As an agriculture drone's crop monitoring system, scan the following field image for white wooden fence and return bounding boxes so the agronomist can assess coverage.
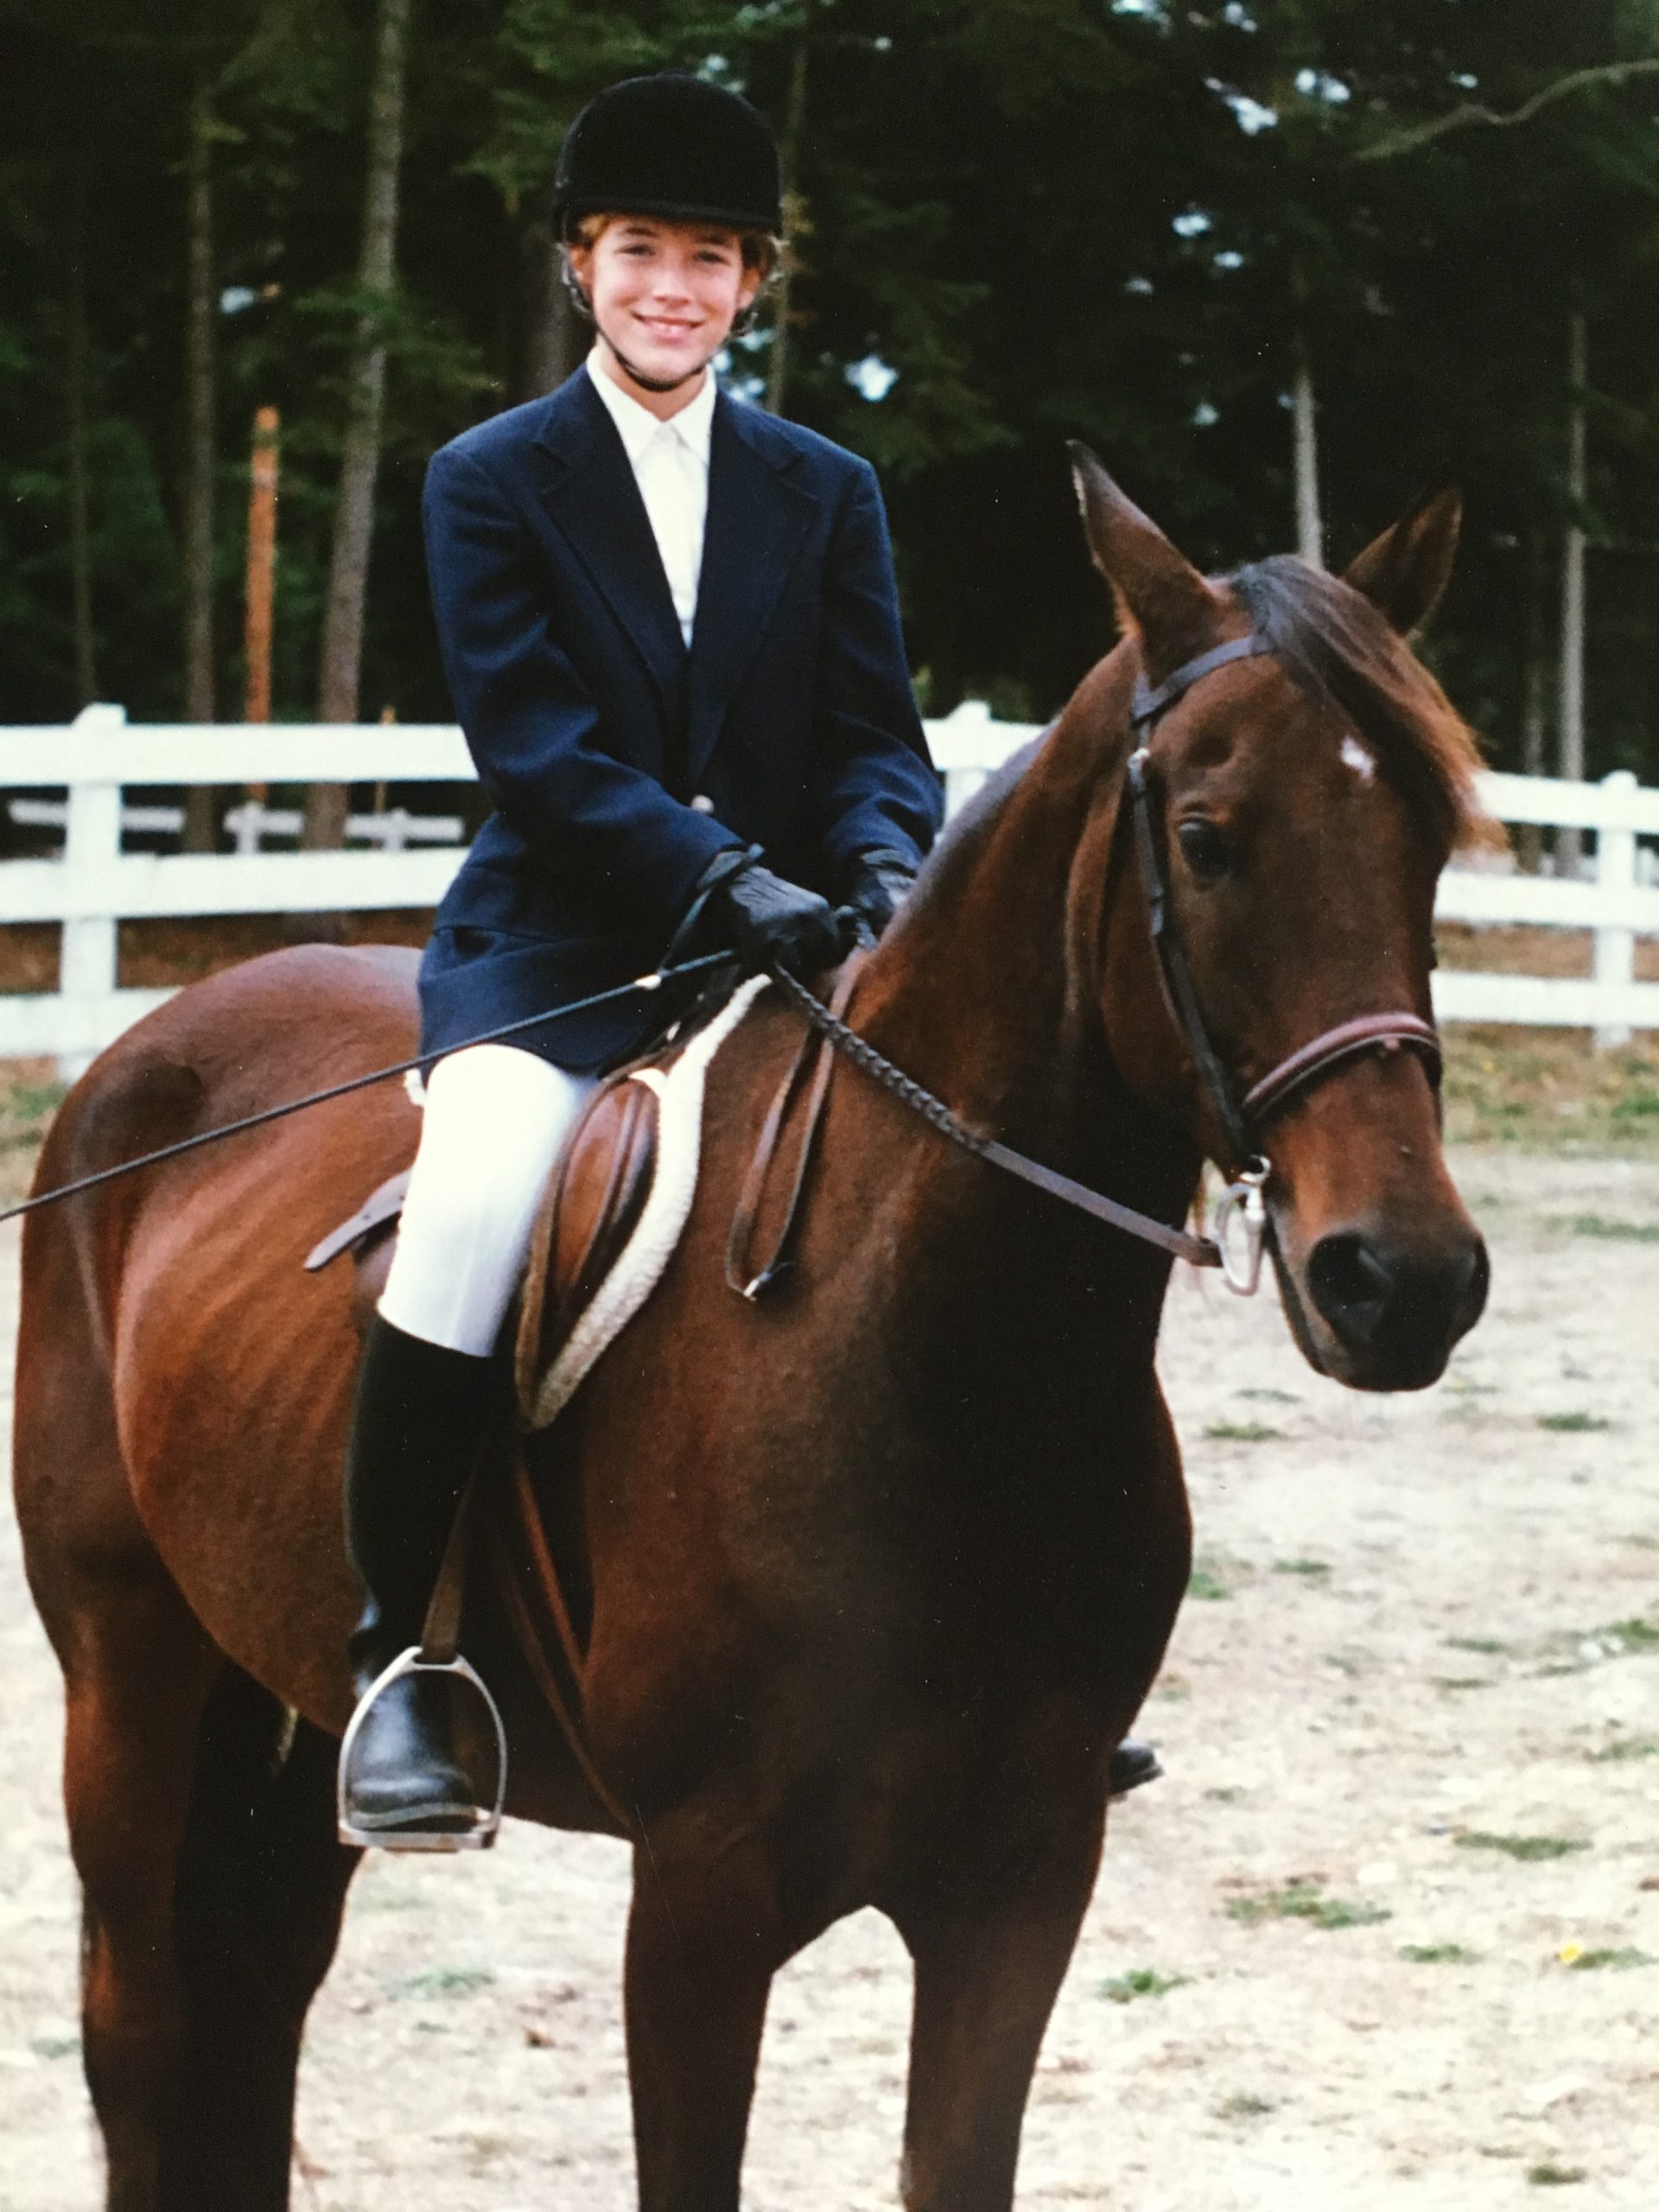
[0,700,1653,1075]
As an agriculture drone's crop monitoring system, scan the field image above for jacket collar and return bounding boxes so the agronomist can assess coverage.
[584,349,717,470]
[531,365,686,711]
[533,366,818,780]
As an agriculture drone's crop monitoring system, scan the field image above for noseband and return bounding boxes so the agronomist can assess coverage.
[1126,632,1442,1288]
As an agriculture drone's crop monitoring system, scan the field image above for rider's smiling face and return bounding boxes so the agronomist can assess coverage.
[570,216,762,404]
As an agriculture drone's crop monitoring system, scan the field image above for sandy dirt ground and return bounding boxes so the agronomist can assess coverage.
[3,1146,1657,2211]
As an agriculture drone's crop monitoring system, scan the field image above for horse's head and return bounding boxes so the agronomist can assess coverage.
[1069,449,1489,1391]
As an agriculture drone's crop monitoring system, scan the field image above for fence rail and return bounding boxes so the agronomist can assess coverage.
[0,701,1654,1074]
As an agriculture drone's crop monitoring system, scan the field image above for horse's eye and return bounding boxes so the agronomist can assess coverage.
[1176,817,1231,880]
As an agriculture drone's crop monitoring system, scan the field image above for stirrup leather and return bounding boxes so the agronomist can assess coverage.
[336,1645,508,1853]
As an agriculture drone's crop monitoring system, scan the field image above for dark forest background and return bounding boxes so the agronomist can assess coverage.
[4,0,1659,783]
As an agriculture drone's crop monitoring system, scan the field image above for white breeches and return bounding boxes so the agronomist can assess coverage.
[378,1044,597,1357]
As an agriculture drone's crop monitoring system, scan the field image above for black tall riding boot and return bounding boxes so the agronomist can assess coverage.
[340,1313,498,1842]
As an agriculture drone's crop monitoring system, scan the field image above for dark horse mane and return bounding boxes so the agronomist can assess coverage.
[1226,556,1488,853]
[910,555,1489,933]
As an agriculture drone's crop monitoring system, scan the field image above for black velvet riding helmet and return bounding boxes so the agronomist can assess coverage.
[554,73,783,237]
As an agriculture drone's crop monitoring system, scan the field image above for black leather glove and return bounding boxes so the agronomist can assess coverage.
[838,847,918,941]
[706,855,849,978]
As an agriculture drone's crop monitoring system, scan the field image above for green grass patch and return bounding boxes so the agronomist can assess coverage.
[1205,1421,1282,1443]
[0,1070,68,1204]
[1097,1967,1187,2005]
[1274,1557,1331,1579]
[1224,1879,1391,1932]
[1433,1675,1492,1693]
[1564,1946,1653,1972]
[1535,1412,1611,1433]
[1236,1386,1299,1403]
[1216,2092,1276,2120]
[1455,1833,1587,1864]
[1187,1567,1230,1602]
[1558,1212,1659,1242]
[1446,1635,1510,1656]
[1590,1734,1659,1763]
[387,1966,496,1999]
[1398,1942,1480,1965]
[1439,1018,1659,1154]
[1527,2164,1587,2187]
[1603,1617,1659,1650]
[29,2034,79,2059]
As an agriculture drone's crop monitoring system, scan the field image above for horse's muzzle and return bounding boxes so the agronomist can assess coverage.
[1303,1222,1490,1392]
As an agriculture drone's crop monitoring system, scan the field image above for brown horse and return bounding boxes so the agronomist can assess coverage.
[14,460,1488,2212]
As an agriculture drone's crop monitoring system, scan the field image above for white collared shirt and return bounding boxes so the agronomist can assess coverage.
[588,352,716,648]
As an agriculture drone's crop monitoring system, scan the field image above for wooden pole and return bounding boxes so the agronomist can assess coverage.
[244,406,279,803]
[67,166,97,708]
[766,7,811,418]
[181,74,219,851]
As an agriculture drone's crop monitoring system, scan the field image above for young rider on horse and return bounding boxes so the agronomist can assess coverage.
[338,70,1160,1847]
[338,73,944,1847]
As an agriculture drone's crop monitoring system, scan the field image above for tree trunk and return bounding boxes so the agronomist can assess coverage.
[766,12,811,418]
[181,74,219,851]
[1291,327,1323,569]
[1516,529,1550,873]
[67,165,97,709]
[1557,309,1587,874]
[305,0,412,861]
[517,214,580,401]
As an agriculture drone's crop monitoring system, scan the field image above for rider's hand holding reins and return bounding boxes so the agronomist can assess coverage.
[837,847,918,940]
[714,855,850,977]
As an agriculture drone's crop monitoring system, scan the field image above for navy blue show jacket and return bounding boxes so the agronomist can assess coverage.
[418,363,944,1071]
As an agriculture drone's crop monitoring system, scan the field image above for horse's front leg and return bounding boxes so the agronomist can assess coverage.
[623,1827,797,2212]
[890,1792,1107,2212]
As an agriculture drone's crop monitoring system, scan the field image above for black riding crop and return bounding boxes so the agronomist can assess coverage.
[0,950,737,1229]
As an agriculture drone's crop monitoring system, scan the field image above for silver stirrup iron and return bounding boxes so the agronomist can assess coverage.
[336,1645,508,1853]
[1212,1160,1269,1298]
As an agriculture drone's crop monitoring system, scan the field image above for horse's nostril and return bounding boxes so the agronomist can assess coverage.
[1305,1225,1490,1381]
[1306,1231,1393,1338]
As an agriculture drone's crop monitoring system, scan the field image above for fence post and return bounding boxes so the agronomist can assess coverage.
[1593,768,1637,1052]
[58,702,125,1080]
[935,698,997,817]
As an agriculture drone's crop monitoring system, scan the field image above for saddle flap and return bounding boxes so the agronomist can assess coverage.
[550,1076,662,1334]
[515,1072,662,1405]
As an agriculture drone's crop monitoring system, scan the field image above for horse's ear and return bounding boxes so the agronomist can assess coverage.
[1343,486,1461,636]
[1067,443,1223,680]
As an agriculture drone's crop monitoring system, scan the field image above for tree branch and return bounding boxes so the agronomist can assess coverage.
[1356,58,1659,163]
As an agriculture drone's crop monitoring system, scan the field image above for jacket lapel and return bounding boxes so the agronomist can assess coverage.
[684,393,818,789]
[531,367,687,711]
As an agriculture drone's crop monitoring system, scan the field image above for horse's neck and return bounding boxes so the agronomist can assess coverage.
[858,718,1104,1147]
[847,687,1202,1367]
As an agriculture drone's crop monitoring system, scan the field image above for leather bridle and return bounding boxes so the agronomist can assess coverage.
[1126,631,1441,1166]
[765,628,1444,1300]
[1120,630,1441,1288]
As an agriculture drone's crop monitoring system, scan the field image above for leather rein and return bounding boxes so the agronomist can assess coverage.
[748,631,1442,1300]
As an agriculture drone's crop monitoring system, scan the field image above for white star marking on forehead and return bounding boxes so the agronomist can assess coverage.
[1340,733,1376,783]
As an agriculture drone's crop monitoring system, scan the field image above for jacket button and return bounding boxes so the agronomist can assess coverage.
[690,793,715,814]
